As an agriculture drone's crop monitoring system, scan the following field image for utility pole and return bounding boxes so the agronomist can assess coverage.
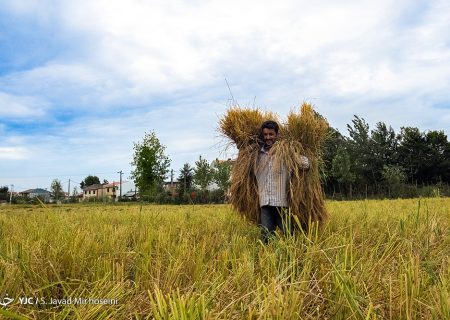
[9,184,13,205]
[117,170,123,201]
[68,179,71,202]
[170,169,174,198]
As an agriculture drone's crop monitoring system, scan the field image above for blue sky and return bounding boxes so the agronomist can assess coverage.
[1,0,449,192]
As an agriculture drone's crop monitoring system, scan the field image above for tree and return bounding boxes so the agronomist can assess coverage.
[370,122,399,191]
[212,159,232,194]
[331,146,356,197]
[51,179,64,201]
[130,131,171,198]
[321,127,345,195]
[397,127,428,184]
[80,175,100,189]
[193,156,213,192]
[424,130,450,184]
[177,163,193,200]
[381,165,406,198]
[0,186,8,201]
[346,116,376,195]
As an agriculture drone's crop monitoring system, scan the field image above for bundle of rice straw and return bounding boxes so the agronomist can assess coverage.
[219,102,329,226]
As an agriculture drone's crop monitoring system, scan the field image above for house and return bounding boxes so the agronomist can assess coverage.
[19,188,52,202]
[83,183,118,200]
[82,181,137,201]
[163,181,180,197]
[122,190,138,200]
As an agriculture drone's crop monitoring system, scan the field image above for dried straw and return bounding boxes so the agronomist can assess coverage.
[219,102,329,226]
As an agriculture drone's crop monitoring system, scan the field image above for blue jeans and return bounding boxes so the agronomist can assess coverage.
[260,205,293,243]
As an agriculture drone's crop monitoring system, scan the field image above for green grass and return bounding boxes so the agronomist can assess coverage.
[0,198,449,319]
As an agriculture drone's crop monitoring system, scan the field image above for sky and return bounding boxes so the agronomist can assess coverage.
[1,0,449,192]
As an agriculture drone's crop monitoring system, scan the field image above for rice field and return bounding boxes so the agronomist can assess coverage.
[0,198,449,319]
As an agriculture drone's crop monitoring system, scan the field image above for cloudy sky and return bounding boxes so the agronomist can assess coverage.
[1,0,449,192]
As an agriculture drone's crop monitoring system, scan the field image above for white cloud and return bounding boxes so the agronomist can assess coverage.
[0,147,29,160]
[0,92,47,118]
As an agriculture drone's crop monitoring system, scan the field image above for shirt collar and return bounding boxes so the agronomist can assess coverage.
[260,145,270,154]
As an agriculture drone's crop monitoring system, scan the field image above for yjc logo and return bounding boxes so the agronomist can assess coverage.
[0,294,14,308]
[18,297,35,305]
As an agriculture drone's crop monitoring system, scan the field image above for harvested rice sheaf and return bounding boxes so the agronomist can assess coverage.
[219,107,279,149]
[219,102,329,226]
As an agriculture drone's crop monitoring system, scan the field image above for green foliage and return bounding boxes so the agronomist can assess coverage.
[0,185,9,201]
[193,156,213,192]
[212,160,232,193]
[397,127,428,184]
[130,131,171,199]
[177,163,194,199]
[382,165,406,186]
[424,130,450,183]
[50,179,64,200]
[331,146,355,196]
[80,175,100,189]
[322,127,345,177]
[346,116,374,186]
[382,165,406,198]
[322,115,450,199]
[371,122,399,182]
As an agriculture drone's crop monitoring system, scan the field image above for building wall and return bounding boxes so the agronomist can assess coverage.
[83,185,117,200]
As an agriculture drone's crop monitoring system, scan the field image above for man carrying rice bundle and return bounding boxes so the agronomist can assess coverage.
[219,103,328,243]
[256,120,310,243]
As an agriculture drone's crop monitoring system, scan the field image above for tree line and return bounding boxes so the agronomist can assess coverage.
[131,117,449,204]
[3,117,447,204]
[322,116,450,199]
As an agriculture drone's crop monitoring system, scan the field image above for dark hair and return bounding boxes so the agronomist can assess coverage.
[261,120,279,133]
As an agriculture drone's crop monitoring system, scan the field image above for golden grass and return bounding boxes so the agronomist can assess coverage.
[219,102,329,225]
[0,198,449,319]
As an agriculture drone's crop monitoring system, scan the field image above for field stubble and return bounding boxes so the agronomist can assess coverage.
[0,198,449,319]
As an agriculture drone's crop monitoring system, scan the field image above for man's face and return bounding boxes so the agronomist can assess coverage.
[262,128,277,148]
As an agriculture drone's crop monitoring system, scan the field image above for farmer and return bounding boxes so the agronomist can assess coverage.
[256,120,309,243]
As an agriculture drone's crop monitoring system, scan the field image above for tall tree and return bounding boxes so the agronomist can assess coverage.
[80,175,100,189]
[0,186,8,201]
[397,127,428,184]
[424,130,450,183]
[212,159,232,194]
[321,127,345,194]
[346,115,375,193]
[193,156,213,192]
[130,131,171,198]
[370,122,399,189]
[177,163,193,199]
[331,146,356,197]
[51,179,64,201]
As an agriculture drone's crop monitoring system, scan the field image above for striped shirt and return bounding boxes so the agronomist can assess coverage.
[255,146,309,207]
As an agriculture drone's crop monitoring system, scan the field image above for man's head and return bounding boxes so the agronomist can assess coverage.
[260,120,279,149]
